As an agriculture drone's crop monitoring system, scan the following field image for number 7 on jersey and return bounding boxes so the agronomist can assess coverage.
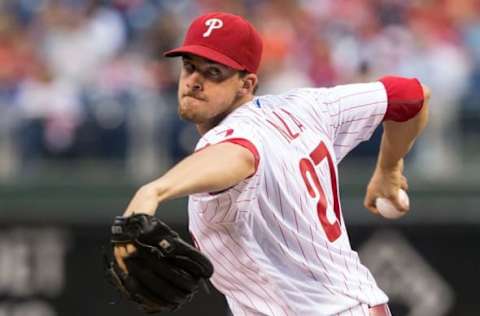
[299,142,342,242]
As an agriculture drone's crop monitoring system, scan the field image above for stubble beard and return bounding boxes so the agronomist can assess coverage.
[178,98,206,123]
[177,92,243,127]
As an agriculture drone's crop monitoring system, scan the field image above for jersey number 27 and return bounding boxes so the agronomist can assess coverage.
[299,142,342,242]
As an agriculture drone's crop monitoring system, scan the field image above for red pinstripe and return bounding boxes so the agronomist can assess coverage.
[366,271,378,301]
[274,176,292,252]
[323,88,384,105]
[217,194,233,222]
[328,100,385,117]
[337,125,374,135]
[358,255,375,304]
[257,198,287,257]
[308,226,336,295]
[339,247,362,303]
[197,224,261,310]
[333,138,367,147]
[212,231,278,316]
[221,228,291,316]
[194,198,209,214]
[324,239,352,295]
[205,198,220,222]
[231,187,242,193]
[236,198,256,203]
[281,165,320,282]
[331,113,385,128]
[194,199,290,315]
[261,173,289,257]
[191,218,257,310]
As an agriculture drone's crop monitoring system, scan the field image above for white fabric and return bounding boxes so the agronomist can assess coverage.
[189,82,389,316]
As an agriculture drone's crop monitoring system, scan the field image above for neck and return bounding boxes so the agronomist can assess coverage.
[196,94,254,135]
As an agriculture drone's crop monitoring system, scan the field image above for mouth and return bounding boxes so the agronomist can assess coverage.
[183,94,205,101]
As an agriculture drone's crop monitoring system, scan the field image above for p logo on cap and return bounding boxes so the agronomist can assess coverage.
[203,18,224,37]
[164,12,263,74]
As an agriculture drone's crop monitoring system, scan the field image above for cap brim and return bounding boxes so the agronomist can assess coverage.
[164,45,245,71]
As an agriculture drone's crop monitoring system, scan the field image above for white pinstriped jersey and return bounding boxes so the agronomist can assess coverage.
[188,82,389,316]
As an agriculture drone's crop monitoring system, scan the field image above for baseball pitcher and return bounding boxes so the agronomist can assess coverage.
[107,12,429,316]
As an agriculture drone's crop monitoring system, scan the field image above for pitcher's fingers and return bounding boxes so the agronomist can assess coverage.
[114,245,129,274]
[400,175,409,191]
[364,194,379,215]
[399,159,405,172]
[126,243,137,255]
[390,193,409,213]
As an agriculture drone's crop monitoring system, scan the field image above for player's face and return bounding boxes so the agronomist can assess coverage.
[177,55,247,126]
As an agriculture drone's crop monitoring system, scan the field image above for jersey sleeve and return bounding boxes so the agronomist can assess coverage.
[302,82,387,162]
[190,121,263,223]
[194,121,262,175]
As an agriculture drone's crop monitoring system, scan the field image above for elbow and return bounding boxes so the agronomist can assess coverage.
[421,84,431,101]
[420,83,430,121]
[417,83,430,129]
[417,86,430,130]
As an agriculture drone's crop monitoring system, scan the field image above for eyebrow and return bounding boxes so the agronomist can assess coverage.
[182,55,225,68]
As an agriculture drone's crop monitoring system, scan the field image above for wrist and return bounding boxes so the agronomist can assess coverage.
[148,179,172,204]
[140,183,160,200]
[376,137,404,172]
[376,154,403,174]
[124,184,161,217]
[377,160,401,173]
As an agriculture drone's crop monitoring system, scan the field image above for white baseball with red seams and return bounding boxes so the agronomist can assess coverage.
[188,82,390,316]
[376,189,410,219]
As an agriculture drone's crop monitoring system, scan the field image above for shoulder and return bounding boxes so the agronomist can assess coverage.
[276,88,332,108]
[195,104,262,151]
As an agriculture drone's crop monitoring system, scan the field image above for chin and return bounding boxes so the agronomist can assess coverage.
[179,111,196,122]
[178,107,203,123]
[179,100,207,122]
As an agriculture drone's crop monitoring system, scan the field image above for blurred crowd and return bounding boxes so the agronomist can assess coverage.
[0,0,479,181]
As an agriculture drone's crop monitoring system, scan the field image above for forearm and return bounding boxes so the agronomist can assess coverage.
[124,142,255,215]
[377,85,430,170]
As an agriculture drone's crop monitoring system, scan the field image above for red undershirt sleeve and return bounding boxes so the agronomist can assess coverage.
[379,76,425,122]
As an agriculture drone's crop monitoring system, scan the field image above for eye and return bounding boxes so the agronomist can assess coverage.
[206,67,222,79]
[183,62,195,73]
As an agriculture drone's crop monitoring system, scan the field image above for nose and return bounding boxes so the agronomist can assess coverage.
[185,72,203,92]
[191,82,201,92]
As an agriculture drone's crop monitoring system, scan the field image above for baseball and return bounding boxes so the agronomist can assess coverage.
[376,189,410,219]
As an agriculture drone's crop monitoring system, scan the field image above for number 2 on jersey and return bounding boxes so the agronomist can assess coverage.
[299,142,342,242]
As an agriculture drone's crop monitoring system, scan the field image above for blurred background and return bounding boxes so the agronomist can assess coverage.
[0,0,479,315]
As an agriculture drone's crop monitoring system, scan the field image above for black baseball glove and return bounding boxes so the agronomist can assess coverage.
[105,214,214,313]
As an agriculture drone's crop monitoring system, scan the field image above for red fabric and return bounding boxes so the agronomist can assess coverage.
[164,12,263,73]
[220,138,260,172]
[379,76,424,122]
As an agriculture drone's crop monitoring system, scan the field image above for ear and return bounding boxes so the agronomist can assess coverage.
[238,73,258,96]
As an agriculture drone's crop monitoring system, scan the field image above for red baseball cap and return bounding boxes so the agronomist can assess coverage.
[164,12,263,74]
